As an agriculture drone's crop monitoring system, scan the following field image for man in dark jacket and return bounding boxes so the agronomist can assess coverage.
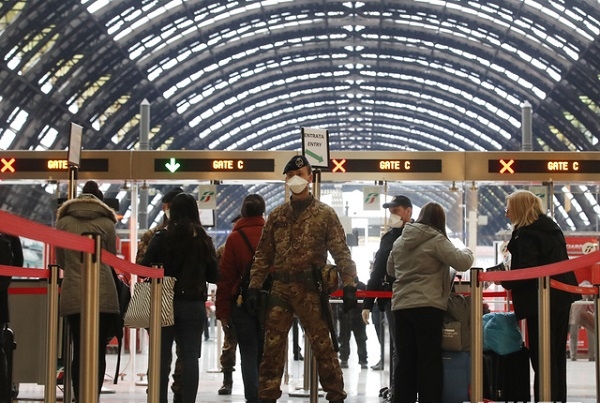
[0,234,24,326]
[361,195,412,400]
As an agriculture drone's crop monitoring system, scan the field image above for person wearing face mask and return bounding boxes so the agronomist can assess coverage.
[245,155,357,403]
[361,195,413,401]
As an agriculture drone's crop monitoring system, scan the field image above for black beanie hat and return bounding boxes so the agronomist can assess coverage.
[162,187,184,204]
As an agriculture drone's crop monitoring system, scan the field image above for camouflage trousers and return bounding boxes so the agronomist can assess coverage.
[220,323,238,370]
[258,282,346,402]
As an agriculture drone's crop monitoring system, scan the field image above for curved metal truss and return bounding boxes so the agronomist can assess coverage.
[1,0,600,245]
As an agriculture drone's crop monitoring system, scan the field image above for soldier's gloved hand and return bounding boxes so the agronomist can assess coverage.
[361,309,370,325]
[245,288,261,316]
[342,285,357,313]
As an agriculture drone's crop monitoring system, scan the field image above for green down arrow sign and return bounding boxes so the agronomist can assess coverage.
[165,158,181,173]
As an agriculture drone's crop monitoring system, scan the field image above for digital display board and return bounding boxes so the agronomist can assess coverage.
[330,158,442,173]
[154,158,275,173]
[489,159,600,174]
[0,158,108,173]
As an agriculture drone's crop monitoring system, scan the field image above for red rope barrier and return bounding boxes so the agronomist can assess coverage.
[480,250,600,283]
[0,210,93,253]
[0,264,49,278]
[550,279,598,295]
[0,210,163,279]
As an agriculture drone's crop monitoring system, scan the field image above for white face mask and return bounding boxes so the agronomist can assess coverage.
[286,175,309,194]
[164,209,170,219]
[387,213,403,228]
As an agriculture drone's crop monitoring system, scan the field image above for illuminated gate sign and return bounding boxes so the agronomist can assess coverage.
[153,158,275,172]
[331,159,442,173]
[489,159,600,174]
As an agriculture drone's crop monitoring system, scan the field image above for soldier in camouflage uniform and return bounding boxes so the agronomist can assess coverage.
[247,155,357,403]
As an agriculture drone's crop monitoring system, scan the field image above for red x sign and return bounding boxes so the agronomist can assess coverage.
[1,158,15,173]
[499,159,515,174]
[332,159,346,173]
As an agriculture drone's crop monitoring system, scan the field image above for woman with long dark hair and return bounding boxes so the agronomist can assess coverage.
[386,202,473,403]
[142,193,218,403]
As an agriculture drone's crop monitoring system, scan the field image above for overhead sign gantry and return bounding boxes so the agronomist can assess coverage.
[0,150,599,182]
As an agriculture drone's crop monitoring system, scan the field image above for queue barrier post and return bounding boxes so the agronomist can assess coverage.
[44,264,60,403]
[63,320,72,403]
[79,233,101,403]
[469,268,483,403]
[147,266,163,403]
[538,276,551,401]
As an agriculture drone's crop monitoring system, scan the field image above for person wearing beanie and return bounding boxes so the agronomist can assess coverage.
[81,180,104,201]
[216,194,266,403]
[55,184,119,402]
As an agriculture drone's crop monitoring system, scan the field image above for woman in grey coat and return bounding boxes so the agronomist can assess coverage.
[387,202,473,403]
[55,181,119,402]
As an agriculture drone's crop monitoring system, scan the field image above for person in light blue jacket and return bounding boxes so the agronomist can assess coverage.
[386,202,473,403]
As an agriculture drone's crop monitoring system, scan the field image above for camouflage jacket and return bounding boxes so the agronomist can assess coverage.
[249,194,356,289]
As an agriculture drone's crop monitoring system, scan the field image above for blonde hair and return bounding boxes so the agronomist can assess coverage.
[506,190,545,228]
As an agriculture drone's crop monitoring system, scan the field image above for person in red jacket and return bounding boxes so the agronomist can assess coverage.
[216,194,266,403]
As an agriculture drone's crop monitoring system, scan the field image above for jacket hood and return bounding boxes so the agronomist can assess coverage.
[399,222,444,249]
[56,194,118,223]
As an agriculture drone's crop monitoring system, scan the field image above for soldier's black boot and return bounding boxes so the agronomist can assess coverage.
[218,369,233,395]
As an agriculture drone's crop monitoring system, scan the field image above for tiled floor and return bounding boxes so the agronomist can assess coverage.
[11,325,599,402]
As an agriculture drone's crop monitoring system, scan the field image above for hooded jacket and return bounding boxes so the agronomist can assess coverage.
[56,194,119,317]
[504,214,580,319]
[386,222,473,312]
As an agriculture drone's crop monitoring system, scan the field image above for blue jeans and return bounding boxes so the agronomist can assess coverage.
[158,299,204,403]
[231,305,264,403]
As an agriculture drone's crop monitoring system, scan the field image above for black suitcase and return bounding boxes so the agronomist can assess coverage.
[0,324,16,403]
[483,345,531,402]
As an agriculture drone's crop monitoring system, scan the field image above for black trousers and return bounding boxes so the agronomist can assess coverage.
[393,307,444,403]
[526,306,570,403]
[66,313,115,402]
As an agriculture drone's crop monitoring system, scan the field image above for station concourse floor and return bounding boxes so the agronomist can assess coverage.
[11,324,600,403]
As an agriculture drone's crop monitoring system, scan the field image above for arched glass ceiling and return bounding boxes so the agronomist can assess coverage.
[2,0,600,244]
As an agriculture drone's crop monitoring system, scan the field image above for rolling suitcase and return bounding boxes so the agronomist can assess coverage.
[483,345,531,402]
[442,351,470,403]
[0,324,16,403]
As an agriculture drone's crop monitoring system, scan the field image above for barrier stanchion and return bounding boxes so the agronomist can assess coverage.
[538,276,551,401]
[147,267,163,403]
[63,321,73,403]
[469,268,483,403]
[79,233,101,403]
[44,264,60,403]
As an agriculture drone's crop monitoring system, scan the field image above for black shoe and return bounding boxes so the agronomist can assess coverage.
[371,360,383,370]
[359,361,368,369]
[340,360,348,368]
[293,352,304,361]
[218,383,232,395]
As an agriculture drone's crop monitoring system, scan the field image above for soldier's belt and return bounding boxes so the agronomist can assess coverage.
[272,269,314,284]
